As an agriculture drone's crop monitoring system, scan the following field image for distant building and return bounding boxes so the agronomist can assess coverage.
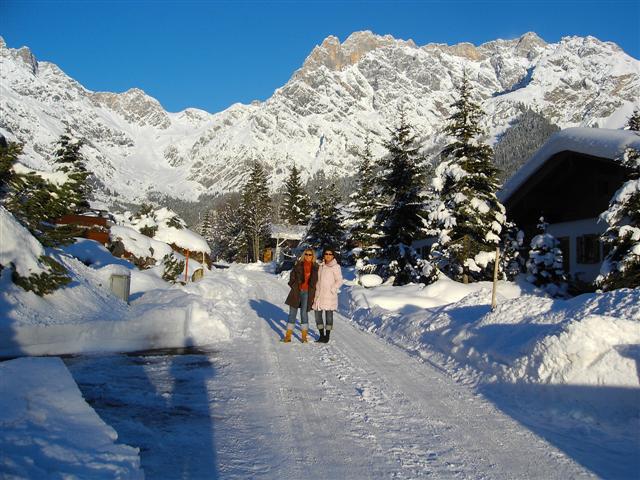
[54,209,115,245]
[499,127,640,283]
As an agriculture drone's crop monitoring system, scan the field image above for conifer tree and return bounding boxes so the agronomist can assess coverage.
[345,138,381,251]
[526,217,568,296]
[53,133,90,213]
[372,112,432,285]
[0,141,22,199]
[211,193,248,262]
[5,133,92,247]
[239,161,272,262]
[596,147,640,290]
[0,142,70,295]
[626,109,640,132]
[500,221,526,280]
[429,72,506,283]
[304,171,346,251]
[281,164,311,225]
[198,211,214,243]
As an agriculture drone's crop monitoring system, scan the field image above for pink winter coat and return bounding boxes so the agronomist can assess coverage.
[312,258,343,311]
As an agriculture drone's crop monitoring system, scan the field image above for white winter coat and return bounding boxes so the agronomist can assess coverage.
[312,258,343,311]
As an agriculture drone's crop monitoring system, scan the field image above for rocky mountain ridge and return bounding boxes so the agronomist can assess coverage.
[0,32,637,206]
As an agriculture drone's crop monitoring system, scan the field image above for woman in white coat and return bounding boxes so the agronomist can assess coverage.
[312,246,343,343]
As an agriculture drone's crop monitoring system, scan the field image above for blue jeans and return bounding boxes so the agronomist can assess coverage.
[287,291,308,331]
[315,310,334,331]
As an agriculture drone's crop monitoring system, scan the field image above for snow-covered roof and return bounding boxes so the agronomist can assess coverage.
[270,224,307,240]
[499,128,640,203]
[154,226,210,254]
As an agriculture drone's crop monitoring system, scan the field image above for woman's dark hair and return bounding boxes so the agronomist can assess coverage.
[322,246,335,256]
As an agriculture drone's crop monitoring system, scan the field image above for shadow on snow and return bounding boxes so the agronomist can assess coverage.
[65,340,220,479]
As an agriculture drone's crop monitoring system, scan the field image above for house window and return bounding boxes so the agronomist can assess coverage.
[576,234,601,264]
[557,236,570,272]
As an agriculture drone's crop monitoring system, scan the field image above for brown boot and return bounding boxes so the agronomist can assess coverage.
[282,329,292,343]
[301,330,308,343]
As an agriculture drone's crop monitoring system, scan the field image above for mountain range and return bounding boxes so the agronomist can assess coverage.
[0,31,638,207]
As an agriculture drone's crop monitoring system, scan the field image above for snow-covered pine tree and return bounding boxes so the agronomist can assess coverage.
[211,193,248,262]
[0,140,22,199]
[595,147,640,290]
[373,111,433,285]
[500,221,525,280]
[5,163,80,247]
[239,161,272,262]
[281,164,311,225]
[0,142,70,295]
[133,204,159,237]
[626,109,640,132]
[345,137,382,252]
[526,217,568,296]
[429,72,507,283]
[304,171,346,251]
[53,132,90,214]
[197,211,214,244]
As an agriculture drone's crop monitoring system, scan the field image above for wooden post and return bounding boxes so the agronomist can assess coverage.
[184,249,190,283]
[202,251,206,274]
[491,246,500,311]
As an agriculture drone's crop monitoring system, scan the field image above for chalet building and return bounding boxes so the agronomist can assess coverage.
[498,127,640,283]
[54,209,115,245]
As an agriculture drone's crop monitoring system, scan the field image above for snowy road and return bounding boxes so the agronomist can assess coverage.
[68,269,594,479]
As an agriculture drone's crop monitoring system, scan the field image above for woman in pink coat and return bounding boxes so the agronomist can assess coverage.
[312,246,343,343]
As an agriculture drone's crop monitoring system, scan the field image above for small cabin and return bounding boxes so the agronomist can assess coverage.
[55,210,114,245]
[270,223,307,268]
[498,128,640,283]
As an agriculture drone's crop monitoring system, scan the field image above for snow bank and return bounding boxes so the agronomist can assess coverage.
[0,234,251,357]
[345,279,640,389]
[351,275,523,311]
[0,357,142,479]
[0,206,46,277]
[110,225,174,260]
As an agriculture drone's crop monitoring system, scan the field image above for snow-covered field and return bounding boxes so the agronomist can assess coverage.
[1,237,639,478]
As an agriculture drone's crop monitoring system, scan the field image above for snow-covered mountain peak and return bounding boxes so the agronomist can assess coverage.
[0,32,638,206]
[300,31,406,73]
[91,88,171,129]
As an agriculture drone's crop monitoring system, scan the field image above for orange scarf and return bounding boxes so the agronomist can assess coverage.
[300,261,312,291]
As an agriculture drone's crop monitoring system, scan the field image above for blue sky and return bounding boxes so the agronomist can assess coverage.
[3,0,639,113]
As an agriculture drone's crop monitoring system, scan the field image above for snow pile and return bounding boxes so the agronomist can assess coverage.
[116,207,210,254]
[153,208,210,253]
[345,278,640,388]
[110,208,209,280]
[0,357,142,479]
[359,274,383,288]
[0,206,46,277]
[0,225,250,357]
[110,224,174,261]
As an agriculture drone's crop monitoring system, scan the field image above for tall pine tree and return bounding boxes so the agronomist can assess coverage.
[596,147,640,290]
[239,161,272,262]
[375,111,431,285]
[304,171,346,251]
[345,137,382,251]
[429,72,506,283]
[281,164,311,225]
[211,193,248,262]
[53,132,90,214]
